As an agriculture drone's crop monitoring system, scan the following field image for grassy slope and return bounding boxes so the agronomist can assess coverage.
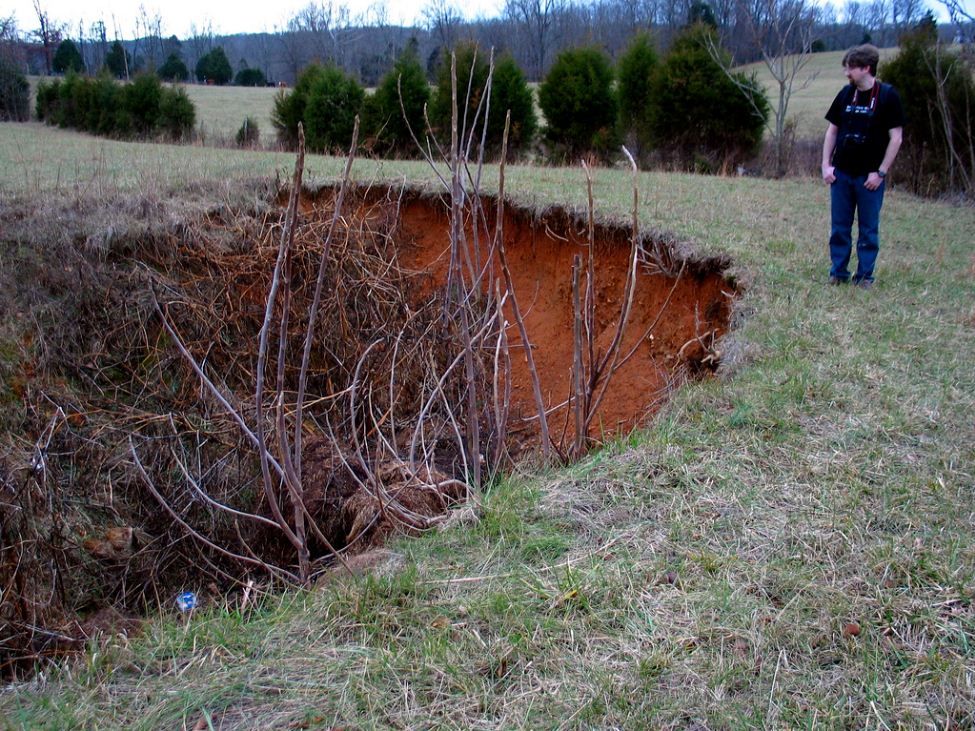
[1,125,974,728]
[181,83,281,145]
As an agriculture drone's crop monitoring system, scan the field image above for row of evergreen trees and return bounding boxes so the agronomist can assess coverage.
[272,26,769,168]
[35,73,196,140]
[49,38,265,87]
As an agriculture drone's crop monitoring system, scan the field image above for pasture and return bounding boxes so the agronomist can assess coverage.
[1,116,974,729]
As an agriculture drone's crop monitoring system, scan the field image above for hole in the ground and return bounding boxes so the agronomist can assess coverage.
[0,182,737,677]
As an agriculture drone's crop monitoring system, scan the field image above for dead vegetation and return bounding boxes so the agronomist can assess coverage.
[0,163,736,679]
[0,56,737,677]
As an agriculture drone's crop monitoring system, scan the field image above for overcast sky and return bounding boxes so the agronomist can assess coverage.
[8,0,506,39]
[8,0,969,40]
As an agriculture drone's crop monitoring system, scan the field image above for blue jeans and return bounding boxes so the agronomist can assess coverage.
[829,169,885,283]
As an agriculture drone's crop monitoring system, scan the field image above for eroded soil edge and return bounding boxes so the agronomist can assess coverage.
[0,182,738,674]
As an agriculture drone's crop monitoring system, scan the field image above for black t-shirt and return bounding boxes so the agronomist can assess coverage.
[826,82,905,175]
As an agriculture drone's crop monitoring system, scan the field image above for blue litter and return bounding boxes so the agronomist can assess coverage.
[175,591,198,612]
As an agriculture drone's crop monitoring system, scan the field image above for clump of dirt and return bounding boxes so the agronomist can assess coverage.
[0,180,737,677]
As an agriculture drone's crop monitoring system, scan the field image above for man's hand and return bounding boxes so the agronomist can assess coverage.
[822,165,836,185]
[864,172,884,191]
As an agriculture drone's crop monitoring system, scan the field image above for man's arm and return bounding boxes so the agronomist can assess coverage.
[822,123,838,185]
[864,126,903,191]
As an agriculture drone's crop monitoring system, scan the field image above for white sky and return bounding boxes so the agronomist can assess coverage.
[8,0,506,39]
[8,0,970,40]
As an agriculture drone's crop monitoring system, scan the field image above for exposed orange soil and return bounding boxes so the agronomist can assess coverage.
[319,188,736,443]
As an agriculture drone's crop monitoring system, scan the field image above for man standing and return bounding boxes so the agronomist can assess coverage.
[822,44,905,289]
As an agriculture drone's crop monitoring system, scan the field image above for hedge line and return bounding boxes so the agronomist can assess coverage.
[36,73,195,140]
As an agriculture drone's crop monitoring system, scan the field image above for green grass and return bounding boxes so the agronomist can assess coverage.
[181,83,281,145]
[1,124,974,728]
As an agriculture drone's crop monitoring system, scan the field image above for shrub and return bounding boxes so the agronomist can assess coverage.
[538,47,618,159]
[429,44,536,157]
[429,44,490,143]
[195,47,232,85]
[55,72,83,128]
[123,73,163,136]
[157,53,189,82]
[52,39,85,74]
[303,65,364,153]
[617,33,659,158]
[35,78,61,120]
[36,72,196,141]
[236,116,260,147]
[272,64,326,149]
[489,55,536,155]
[365,46,431,157]
[158,86,195,139]
[0,61,30,122]
[234,68,266,87]
[649,25,768,170]
[88,74,121,134]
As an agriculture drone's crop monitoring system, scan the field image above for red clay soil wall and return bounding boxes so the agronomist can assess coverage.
[316,187,736,443]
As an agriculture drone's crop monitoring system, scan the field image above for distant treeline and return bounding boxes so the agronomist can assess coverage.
[4,0,972,86]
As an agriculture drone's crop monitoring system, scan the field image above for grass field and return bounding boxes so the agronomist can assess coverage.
[1,122,974,728]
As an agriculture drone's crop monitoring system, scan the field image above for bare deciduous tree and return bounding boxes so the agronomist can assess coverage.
[712,0,821,176]
[504,0,566,80]
[288,1,351,67]
[32,0,62,75]
[423,0,464,51]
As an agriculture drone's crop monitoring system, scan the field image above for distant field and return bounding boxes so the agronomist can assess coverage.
[181,83,281,146]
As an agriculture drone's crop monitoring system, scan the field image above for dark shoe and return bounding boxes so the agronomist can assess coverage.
[855,279,874,290]
[828,276,847,285]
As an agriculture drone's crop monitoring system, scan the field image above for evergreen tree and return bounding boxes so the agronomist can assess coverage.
[105,40,130,79]
[234,67,266,86]
[489,54,536,155]
[882,28,975,195]
[430,44,490,143]
[429,44,536,156]
[649,25,768,170]
[303,65,364,153]
[538,47,618,158]
[0,61,30,121]
[195,47,232,85]
[272,64,326,149]
[52,39,85,74]
[365,46,431,157]
[123,73,163,135]
[157,53,189,82]
[617,33,659,157]
[688,0,718,28]
[158,86,195,138]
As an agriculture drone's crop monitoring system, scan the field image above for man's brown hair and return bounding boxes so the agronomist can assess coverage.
[842,44,880,76]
